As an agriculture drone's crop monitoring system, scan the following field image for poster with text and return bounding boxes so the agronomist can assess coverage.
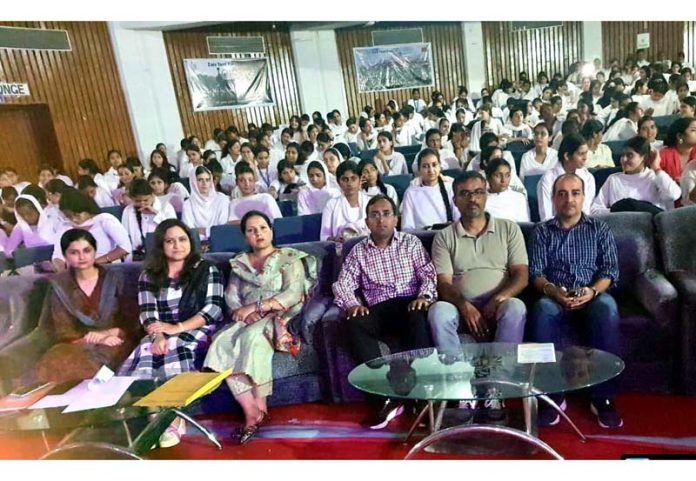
[183,58,274,112]
[353,42,434,93]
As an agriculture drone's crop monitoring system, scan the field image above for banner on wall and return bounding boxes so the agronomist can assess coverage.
[183,58,274,112]
[353,42,434,93]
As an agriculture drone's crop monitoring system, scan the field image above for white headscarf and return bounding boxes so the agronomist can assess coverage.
[5,194,55,253]
[185,166,224,228]
[297,161,341,215]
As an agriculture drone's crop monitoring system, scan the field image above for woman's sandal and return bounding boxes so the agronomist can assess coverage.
[238,412,269,445]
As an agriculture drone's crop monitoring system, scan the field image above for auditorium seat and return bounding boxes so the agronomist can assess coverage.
[442,168,463,179]
[209,224,248,253]
[523,174,542,222]
[100,205,125,220]
[278,200,297,217]
[348,142,360,156]
[11,245,54,269]
[274,213,323,245]
[358,149,377,161]
[604,140,626,166]
[505,143,534,173]
[381,174,412,202]
[591,166,622,191]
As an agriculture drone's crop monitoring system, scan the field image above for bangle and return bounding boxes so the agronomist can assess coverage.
[256,299,266,316]
[542,282,555,296]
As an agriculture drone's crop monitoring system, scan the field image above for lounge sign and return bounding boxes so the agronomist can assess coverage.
[0,83,30,96]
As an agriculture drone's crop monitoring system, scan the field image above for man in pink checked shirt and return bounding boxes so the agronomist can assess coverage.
[332,194,438,430]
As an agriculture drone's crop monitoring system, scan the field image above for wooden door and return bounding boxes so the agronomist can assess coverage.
[0,104,63,184]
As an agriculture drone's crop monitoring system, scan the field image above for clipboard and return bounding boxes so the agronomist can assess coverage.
[134,369,233,408]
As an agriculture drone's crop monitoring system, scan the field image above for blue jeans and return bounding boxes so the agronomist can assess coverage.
[428,298,527,354]
[529,293,621,400]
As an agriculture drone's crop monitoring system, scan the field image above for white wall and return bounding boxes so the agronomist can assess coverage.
[290,29,348,118]
[462,22,488,94]
[582,22,603,63]
[108,23,184,168]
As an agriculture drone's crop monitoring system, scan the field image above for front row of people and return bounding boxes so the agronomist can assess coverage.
[6,176,623,451]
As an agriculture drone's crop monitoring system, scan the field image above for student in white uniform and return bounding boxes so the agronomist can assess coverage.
[52,188,132,271]
[112,163,137,206]
[603,102,643,142]
[412,129,458,173]
[344,118,360,145]
[182,166,230,241]
[77,175,115,209]
[228,163,282,224]
[268,159,305,200]
[469,104,507,153]
[390,112,414,147]
[297,161,340,216]
[679,96,696,118]
[102,150,123,193]
[356,118,378,151]
[357,159,399,209]
[583,119,616,169]
[44,178,69,227]
[147,168,187,214]
[640,78,679,117]
[179,144,205,180]
[408,88,427,114]
[537,133,596,221]
[320,160,370,242]
[254,145,276,193]
[76,158,110,195]
[372,131,408,176]
[401,149,459,232]
[3,193,55,256]
[504,105,533,144]
[520,123,559,180]
[474,145,527,196]
[592,136,680,214]
[323,148,343,190]
[466,132,519,177]
[637,116,664,150]
[121,179,176,259]
[447,123,474,170]
[484,158,530,223]
[220,139,243,177]
[149,149,178,179]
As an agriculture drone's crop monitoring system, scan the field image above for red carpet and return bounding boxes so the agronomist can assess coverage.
[2,393,696,460]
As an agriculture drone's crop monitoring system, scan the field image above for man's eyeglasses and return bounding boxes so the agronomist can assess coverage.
[367,211,395,220]
[457,189,487,200]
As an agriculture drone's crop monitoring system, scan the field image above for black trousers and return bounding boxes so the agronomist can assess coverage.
[347,296,432,364]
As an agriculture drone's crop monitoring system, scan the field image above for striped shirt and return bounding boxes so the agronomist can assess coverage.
[332,231,438,310]
[529,214,619,289]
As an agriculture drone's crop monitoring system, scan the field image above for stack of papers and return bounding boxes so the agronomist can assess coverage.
[29,377,138,413]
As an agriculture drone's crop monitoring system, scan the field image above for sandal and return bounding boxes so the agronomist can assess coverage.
[238,412,269,445]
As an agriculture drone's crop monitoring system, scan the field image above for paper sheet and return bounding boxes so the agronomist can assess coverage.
[62,377,137,413]
[517,343,557,364]
[28,381,91,409]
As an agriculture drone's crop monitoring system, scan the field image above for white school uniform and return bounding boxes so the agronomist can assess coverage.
[256,167,277,193]
[602,118,638,142]
[93,185,116,208]
[344,131,359,145]
[467,151,519,177]
[228,193,283,222]
[640,95,679,117]
[681,160,696,206]
[400,179,460,232]
[519,148,559,180]
[52,213,132,262]
[220,154,242,175]
[320,191,370,241]
[469,119,506,153]
[356,132,378,151]
[181,168,230,239]
[408,98,427,114]
[204,139,222,159]
[103,167,120,193]
[364,184,399,209]
[374,151,408,176]
[585,144,616,169]
[504,123,533,140]
[297,186,340,216]
[3,195,55,256]
[591,168,680,214]
[537,163,596,221]
[121,197,176,253]
[485,189,530,223]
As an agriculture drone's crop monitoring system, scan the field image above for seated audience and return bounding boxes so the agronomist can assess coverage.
[529,173,622,428]
[592,136,680,214]
[182,166,230,240]
[297,161,340,216]
[428,171,528,420]
[537,133,596,221]
[659,117,696,182]
[0,229,140,387]
[484,159,530,222]
[602,102,643,142]
[2,193,55,256]
[332,195,436,429]
[112,163,137,206]
[255,145,276,193]
[322,147,343,189]
[268,159,305,200]
[637,115,663,150]
[77,175,115,209]
[121,179,176,260]
[503,105,533,144]
[358,159,399,208]
[583,120,616,169]
[520,123,559,180]
[204,211,318,444]
[118,219,224,447]
[373,131,408,175]
[148,168,187,214]
[356,117,378,151]
[52,188,131,271]
[179,144,204,179]
[102,149,124,193]
[401,149,459,231]
[320,160,369,242]
[229,163,282,223]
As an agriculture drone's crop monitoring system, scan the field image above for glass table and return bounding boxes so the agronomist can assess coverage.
[0,379,223,459]
[348,343,624,459]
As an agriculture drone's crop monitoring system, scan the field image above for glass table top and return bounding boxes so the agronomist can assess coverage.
[348,343,624,401]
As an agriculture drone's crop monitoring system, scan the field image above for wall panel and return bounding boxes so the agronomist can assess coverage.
[482,22,583,90]
[335,23,467,118]
[602,22,684,66]
[0,21,136,178]
[163,26,301,140]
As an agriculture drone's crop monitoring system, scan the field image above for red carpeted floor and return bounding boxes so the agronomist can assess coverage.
[2,392,696,460]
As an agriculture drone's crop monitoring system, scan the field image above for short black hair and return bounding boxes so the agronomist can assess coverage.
[452,171,486,194]
[366,193,397,217]
[239,209,273,235]
[336,160,360,180]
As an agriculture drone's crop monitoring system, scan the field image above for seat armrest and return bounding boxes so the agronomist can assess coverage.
[0,327,52,390]
[635,269,679,327]
[667,270,696,304]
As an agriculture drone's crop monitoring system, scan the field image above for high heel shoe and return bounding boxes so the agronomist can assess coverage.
[238,412,269,445]
[159,418,187,449]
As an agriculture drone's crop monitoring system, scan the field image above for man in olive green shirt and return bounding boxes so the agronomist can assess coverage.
[428,171,529,353]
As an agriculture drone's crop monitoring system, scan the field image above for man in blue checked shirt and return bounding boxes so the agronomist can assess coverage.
[529,173,623,429]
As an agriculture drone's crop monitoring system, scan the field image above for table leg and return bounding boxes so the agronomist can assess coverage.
[522,395,538,437]
[404,403,430,443]
[173,408,222,450]
[427,402,435,434]
[535,393,587,442]
[433,401,447,432]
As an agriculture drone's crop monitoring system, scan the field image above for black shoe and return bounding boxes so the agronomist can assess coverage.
[452,399,477,423]
[538,398,566,427]
[479,388,506,423]
[590,398,623,428]
[364,399,405,430]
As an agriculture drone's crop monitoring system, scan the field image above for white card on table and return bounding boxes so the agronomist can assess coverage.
[517,343,556,364]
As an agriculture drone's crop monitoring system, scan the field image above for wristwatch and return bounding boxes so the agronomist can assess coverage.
[589,287,599,299]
